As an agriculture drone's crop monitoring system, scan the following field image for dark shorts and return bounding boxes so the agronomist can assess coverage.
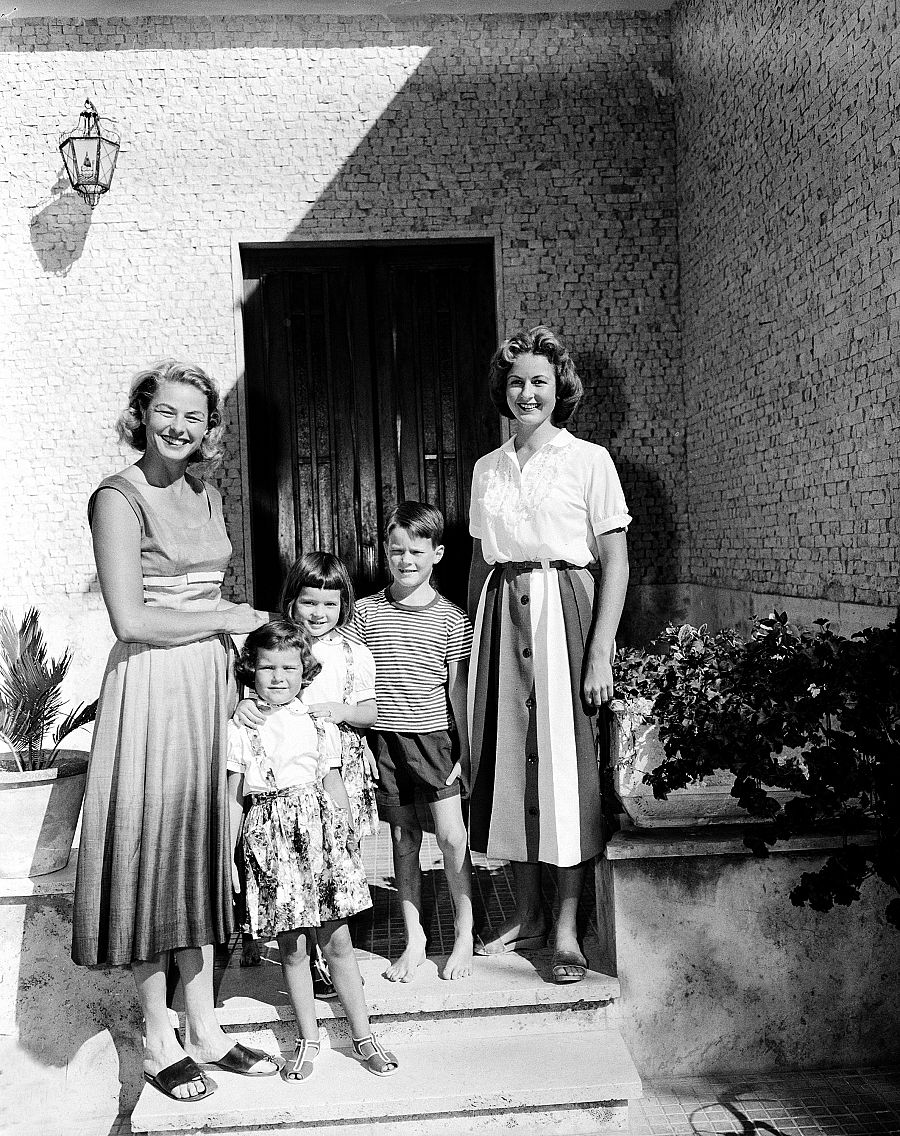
[371,729,460,820]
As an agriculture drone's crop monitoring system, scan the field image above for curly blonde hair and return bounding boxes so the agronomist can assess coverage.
[116,359,225,466]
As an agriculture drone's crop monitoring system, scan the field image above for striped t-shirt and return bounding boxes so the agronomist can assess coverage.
[352,588,473,733]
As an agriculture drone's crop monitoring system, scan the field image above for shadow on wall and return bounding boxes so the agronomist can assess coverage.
[225,25,679,604]
[8,894,144,1129]
[29,171,93,276]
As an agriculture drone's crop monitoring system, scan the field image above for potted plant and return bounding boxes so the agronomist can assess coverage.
[0,608,97,878]
[613,613,900,927]
[610,623,797,827]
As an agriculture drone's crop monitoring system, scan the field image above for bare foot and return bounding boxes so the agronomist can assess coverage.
[474,913,547,955]
[383,932,427,982]
[439,932,473,980]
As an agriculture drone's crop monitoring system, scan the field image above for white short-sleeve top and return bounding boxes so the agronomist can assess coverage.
[304,633,376,706]
[469,429,631,566]
[227,701,341,795]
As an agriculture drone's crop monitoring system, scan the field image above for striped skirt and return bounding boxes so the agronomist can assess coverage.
[467,561,603,868]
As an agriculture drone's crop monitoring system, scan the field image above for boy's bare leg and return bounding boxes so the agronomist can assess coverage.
[384,805,428,982]
[430,795,474,979]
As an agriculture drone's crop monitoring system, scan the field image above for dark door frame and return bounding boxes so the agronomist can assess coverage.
[235,234,504,610]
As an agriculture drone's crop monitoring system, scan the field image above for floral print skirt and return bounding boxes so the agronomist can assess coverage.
[340,725,380,838]
[242,782,372,939]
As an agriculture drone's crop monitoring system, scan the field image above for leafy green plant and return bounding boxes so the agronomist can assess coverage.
[0,607,97,772]
[613,614,900,928]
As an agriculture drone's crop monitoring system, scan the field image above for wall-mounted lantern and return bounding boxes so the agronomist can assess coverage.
[59,99,120,207]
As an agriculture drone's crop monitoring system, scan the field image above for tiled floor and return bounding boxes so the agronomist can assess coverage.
[219,819,599,968]
[631,1069,900,1136]
[351,820,599,958]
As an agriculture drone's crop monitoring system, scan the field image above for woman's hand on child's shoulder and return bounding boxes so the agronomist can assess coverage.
[234,697,267,728]
[308,701,346,725]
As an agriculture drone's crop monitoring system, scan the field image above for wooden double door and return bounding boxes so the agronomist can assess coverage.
[242,242,499,611]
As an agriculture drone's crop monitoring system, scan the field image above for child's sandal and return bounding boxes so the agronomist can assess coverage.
[280,1038,319,1083]
[310,948,338,1000]
[351,1034,398,1077]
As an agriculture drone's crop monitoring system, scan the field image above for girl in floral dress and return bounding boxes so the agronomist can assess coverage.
[227,619,397,1081]
[235,552,379,993]
[282,552,380,840]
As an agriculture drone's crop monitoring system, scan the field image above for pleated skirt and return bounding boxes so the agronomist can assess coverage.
[72,634,236,967]
[467,562,603,868]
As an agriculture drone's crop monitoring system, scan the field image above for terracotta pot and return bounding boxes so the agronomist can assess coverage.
[611,715,794,828]
[0,749,88,878]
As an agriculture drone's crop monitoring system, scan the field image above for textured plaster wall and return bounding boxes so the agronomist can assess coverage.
[599,839,900,1075]
[0,12,683,693]
[672,0,899,609]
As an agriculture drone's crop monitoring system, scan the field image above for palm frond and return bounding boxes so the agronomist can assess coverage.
[0,608,19,678]
[52,699,99,748]
[0,608,72,758]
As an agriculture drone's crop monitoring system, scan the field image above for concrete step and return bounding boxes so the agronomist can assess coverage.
[200,947,622,1034]
[131,1024,641,1135]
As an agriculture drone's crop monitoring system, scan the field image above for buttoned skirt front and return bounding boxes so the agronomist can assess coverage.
[467,562,603,867]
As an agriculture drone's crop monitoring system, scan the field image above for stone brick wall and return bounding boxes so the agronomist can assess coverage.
[0,12,682,689]
[672,0,898,609]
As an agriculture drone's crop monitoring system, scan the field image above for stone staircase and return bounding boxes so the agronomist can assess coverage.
[131,945,641,1136]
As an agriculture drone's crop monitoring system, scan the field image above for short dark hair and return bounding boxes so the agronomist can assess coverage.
[280,551,356,626]
[236,619,322,690]
[116,359,225,465]
[383,501,444,546]
[487,326,583,426]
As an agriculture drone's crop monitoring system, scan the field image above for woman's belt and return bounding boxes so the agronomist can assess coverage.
[498,559,582,572]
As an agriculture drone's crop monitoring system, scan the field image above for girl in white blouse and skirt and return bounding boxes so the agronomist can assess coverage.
[466,326,631,983]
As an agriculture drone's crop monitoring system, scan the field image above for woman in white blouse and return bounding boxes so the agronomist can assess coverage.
[466,326,630,983]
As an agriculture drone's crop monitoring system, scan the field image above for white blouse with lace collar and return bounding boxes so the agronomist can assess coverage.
[468,429,631,566]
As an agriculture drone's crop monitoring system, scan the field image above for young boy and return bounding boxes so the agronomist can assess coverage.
[354,501,474,982]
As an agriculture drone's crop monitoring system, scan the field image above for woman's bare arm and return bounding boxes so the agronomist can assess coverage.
[582,530,630,708]
[92,487,267,646]
[467,538,492,622]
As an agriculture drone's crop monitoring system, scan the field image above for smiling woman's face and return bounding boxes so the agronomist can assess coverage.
[505,353,557,429]
[143,380,209,463]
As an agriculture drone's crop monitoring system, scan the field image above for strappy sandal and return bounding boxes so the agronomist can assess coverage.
[280,1038,320,1083]
[351,1034,398,1077]
[311,949,338,1000]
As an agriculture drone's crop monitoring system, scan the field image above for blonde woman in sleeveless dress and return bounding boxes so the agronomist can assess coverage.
[467,327,631,984]
[72,362,277,1101]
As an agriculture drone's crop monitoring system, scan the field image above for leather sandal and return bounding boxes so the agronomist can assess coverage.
[351,1034,398,1077]
[473,930,547,956]
[143,1056,216,1100]
[281,1038,320,1083]
[206,1041,280,1076]
[551,948,587,984]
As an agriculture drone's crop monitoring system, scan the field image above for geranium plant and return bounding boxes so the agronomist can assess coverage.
[0,607,97,772]
[613,614,900,928]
